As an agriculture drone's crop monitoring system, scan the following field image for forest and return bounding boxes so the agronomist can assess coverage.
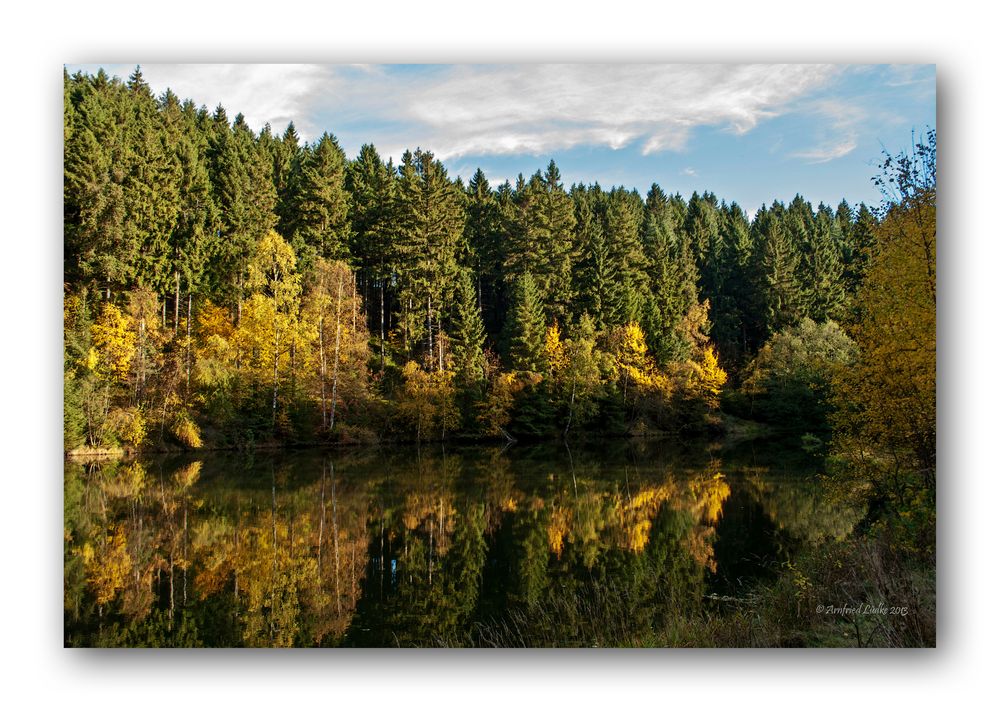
[63,67,913,453]
[63,66,936,648]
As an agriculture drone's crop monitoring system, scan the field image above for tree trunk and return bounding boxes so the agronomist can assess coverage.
[438,312,444,372]
[186,293,192,397]
[272,317,279,424]
[330,274,344,429]
[564,380,577,437]
[174,270,180,335]
[427,294,433,365]
[319,316,327,428]
[183,501,188,607]
[379,283,385,370]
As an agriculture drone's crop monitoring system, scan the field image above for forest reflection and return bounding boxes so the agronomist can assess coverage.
[64,442,859,647]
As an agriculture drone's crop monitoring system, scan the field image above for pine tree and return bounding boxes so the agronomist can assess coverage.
[642,184,701,363]
[802,204,847,322]
[753,202,805,336]
[603,187,647,324]
[504,161,577,321]
[206,110,278,314]
[396,149,465,368]
[347,144,399,365]
[288,132,351,267]
[843,202,878,295]
[160,87,218,328]
[574,184,622,328]
[505,273,546,372]
[272,122,303,238]
[450,270,486,385]
[464,168,505,338]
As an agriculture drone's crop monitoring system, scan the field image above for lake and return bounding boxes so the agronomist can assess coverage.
[64,439,860,647]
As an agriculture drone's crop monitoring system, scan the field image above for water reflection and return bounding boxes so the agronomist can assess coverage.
[64,442,860,647]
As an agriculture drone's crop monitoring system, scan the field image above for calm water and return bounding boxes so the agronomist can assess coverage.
[64,440,859,647]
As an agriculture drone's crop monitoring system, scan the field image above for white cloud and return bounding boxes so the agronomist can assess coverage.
[70,64,842,157]
[389,64,840,160]
[791,138,858,164]
[789,98,866,163]
[681,167,698,177]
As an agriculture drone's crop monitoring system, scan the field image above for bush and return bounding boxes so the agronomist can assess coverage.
[740,319,856,433]
[171,411,203,449]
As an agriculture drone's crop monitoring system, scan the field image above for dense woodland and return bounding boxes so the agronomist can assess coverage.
[63,67,919,457]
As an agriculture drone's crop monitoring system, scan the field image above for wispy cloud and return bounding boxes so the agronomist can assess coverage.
[790,98,866,163]
[791,138,858,164]
[386,64,841,160]
[681,167,698,177]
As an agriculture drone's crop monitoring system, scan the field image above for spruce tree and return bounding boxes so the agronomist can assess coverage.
[272,122,303,238]
[289,132,351,267]
[504,161,577,322]
[506,273,546,372]
[206,110,278,312]
[396,149,465,368]
[642,184,701,363]
[347,144,399,364]
[464,168,505,338]
[753,202,805,336]
[603,186,647,325]
[451,270,487,385]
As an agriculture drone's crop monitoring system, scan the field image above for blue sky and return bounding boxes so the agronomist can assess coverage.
[68,63,935,212]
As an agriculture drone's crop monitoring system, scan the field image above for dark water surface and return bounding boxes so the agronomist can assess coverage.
[64,440,859,647]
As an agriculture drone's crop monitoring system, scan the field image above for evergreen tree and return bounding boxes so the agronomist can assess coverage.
[642,185,701,363]
[347,144,399,365]
[450,270,487,385]
[396,149,465,368]
[505,273,546,372]
[272,122,303,238]
[288,132,351,268]
[603,187,648,325]
[160,87,218,326]
[801,204,847,323]
[464,169,505,339]
[206,110,278,313]
[574,184,621,328]
[504,161,577,321]
[753,202,805,336]
[843,202,878,295]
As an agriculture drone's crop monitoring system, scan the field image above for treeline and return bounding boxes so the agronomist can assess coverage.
[63,67,880,450]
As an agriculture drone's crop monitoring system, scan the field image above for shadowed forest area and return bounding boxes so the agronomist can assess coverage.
[63,67,935,647]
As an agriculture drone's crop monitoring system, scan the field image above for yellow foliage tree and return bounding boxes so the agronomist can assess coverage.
[609,322,654,400]
[397,361,460,441]
[91,303,135,384]
[692,347,727,411]
[244,230,301,423]
[543,323,566,378]
[478,371,522,439]
[835,133,936,494]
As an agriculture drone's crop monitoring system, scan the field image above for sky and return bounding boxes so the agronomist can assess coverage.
[67,63,936,212]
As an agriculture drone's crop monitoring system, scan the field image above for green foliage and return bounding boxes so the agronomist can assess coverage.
[739,319,856,432]
[505,273,546,372]
[450,270,486,385]
[287,132,351,266]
